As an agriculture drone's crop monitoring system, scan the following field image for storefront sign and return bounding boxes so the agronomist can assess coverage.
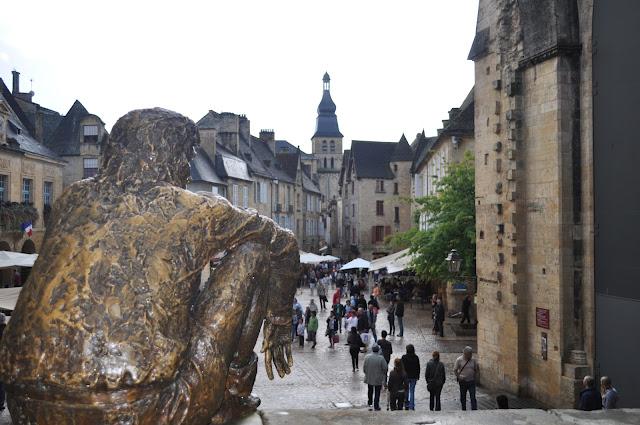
[536,307,550,329]
[452,282,468,292]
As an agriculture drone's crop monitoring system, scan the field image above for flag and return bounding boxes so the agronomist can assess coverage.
[21,221,33,237]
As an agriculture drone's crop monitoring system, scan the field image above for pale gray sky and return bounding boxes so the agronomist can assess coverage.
[0,0,478,153]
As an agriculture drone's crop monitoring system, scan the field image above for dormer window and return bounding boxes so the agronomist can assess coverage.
[83,125,99,143]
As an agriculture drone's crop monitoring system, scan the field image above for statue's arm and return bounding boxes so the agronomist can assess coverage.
[261,225,299,380]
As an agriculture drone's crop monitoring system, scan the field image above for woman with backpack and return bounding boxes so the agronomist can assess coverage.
[387,358,408,410]
[425,350,446,411]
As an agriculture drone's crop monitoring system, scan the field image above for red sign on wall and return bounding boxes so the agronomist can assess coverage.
[536,308,550,329]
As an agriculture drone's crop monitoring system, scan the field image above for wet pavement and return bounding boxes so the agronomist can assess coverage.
[0,286,543,424]
[253,286,545,412]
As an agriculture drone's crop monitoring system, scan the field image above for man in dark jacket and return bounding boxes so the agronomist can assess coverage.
[424,351,446,411]
[395,299,405,337]
[578,375,602,411]
[377,330,392,364]
[357,308,370,334]
[401,344,420,410]
[434,298,445,337]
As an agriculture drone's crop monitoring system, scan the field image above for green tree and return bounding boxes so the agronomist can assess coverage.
[389,151,475,281]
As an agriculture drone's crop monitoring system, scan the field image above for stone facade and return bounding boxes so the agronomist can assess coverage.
[0,78,65,279]
[412,90,475,230]
[470,0,594,408]
[340,138,414,260]
[190,111,323,252]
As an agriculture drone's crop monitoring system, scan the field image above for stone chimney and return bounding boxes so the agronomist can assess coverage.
[199,128,217,162]
[448,108,461,120]
[259,129,276,155]
[12,70,19,94]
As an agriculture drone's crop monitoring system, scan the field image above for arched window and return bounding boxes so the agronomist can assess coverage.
[330,140,336,153]
[330,158,334,169]
[322,140,328,153]
[324,158,328,169]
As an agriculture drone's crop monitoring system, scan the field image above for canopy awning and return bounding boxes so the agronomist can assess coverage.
[320,255,340,262]
[0,287,21,311]
[0,251,38,268]
[300,251,340,264]
[368,248,415,274]
[340,258,371,270]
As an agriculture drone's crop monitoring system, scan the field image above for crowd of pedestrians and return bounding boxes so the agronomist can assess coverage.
[293,264,622,413]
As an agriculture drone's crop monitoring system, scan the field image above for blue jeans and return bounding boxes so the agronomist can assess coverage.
[396,315,404,336]
[406,378,417,409]
[459,380,477,410]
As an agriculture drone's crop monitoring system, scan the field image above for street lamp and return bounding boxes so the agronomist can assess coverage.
[445,249,462,274]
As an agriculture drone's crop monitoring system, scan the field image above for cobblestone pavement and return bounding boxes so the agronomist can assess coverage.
[0,287,543,424]
[253,287,545,412]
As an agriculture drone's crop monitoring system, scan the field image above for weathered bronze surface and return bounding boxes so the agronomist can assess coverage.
[0,108,299,424]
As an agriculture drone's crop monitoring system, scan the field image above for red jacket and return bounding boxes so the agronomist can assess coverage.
[332,290,341,305]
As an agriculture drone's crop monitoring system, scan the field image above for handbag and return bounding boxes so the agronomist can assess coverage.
[333,334,340,343]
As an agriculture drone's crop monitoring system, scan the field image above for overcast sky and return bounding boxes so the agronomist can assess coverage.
[0,0,478,153]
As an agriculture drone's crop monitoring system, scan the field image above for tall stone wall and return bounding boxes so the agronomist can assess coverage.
[472,0,592,407]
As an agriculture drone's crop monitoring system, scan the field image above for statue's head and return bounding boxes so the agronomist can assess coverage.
[98,108,199,188]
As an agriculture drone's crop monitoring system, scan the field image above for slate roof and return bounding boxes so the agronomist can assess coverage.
[468,27,490,61]
[441,88,474,136]
[275,152,300,180]
[313,75,343,138]
[349,141,398,179]
[391,134,414,161]
[0,79,62,161]
[250,137,295,184]
[190,147,224,185]
[302,168,321,194]
[239,134,271,179]
[275,139,313,160]
[46,100,105,156]
[411,134,437,173]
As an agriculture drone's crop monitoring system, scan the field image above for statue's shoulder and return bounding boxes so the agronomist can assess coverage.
[152,185,232,211]
[57,179,96,204]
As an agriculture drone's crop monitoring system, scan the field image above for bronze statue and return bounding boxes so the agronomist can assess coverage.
[0,109,298,424]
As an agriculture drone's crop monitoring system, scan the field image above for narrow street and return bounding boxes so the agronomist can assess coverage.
[253,286,543,412]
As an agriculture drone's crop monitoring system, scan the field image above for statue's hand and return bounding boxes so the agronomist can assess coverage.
[260,316,293,380]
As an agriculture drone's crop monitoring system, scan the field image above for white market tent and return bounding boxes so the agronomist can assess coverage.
[300,251,340,264]
[340,258,371,270]
[0,287,21,311]
[300,251,324,264]
[368,248,415,274]
[0,251,38,268]
[320,254,340,262]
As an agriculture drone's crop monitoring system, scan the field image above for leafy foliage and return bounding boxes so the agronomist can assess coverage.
[0,202,39,232]
[389,152,475,281]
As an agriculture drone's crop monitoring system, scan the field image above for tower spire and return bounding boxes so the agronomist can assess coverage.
[323,72,330,91]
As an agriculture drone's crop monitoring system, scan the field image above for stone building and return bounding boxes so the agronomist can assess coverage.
[276,151,323,252]
[190,110,322,248]
[9,71,108,188]
[469,0,638,408]
[45,100,108,187]
[412,89,474,230]
[0,78,64,270]
[339,136,414,260]
[310,73,343,253]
